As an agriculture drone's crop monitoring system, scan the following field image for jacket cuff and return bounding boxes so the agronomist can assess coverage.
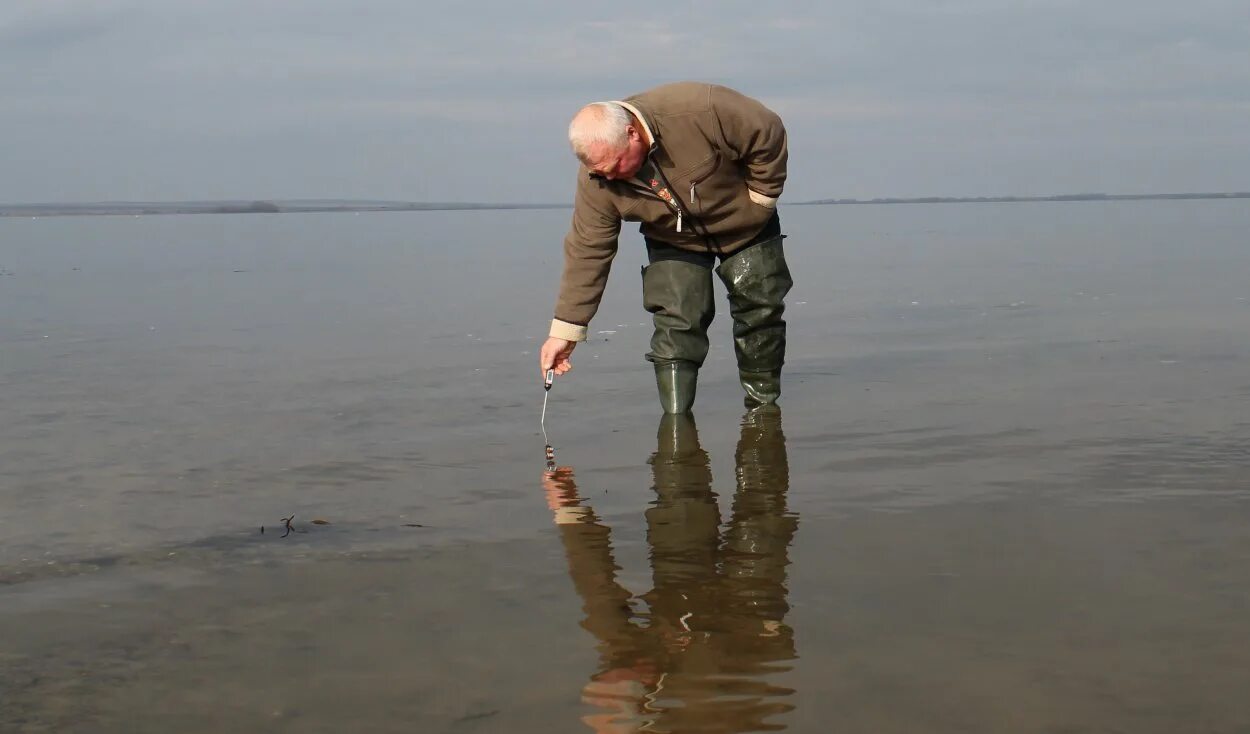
[550,319,588,342]
[748,188,778,208]
[553,506,592,525]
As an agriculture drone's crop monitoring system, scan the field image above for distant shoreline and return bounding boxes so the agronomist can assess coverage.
[0,201,569,218]
[2,192,1247,218]
[795,192,1250,206]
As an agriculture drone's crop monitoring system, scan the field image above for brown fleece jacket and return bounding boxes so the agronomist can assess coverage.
[550,82,788,341]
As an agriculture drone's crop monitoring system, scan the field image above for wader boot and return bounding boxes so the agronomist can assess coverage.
[642,259,715,414]
[716,237,794,407]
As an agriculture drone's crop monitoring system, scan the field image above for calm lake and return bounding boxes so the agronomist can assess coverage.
[3,201,1250,732]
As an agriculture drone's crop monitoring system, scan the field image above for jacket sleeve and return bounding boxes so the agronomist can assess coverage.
[551,173,621,342]
[710,85,788,205]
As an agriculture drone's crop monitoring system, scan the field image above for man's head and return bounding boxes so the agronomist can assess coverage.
[568,102,650,181]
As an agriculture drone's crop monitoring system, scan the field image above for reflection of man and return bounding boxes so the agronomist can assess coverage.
[538,82,794,413]
[542,407,797,733]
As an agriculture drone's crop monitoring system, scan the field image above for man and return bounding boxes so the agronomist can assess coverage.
[539,82,794,413]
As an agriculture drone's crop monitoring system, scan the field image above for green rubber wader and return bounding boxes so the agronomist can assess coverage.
[715,237,794,406]
[642,260,715,413]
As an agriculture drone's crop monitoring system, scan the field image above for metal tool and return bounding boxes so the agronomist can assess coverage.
[541,368,554,445]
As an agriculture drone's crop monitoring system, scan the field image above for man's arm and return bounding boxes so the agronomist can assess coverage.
[541,174,621,377]
[709,85,788,208]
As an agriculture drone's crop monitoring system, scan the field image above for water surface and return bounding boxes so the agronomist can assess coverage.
[3,201,1250,732]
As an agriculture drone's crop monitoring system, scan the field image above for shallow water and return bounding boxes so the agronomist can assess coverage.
[3,201,1250,732]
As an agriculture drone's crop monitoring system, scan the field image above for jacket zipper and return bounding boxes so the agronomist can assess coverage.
[654,163,687,237]
[634,151,717,238]
[624,146,724,253]
[627,177,686,233]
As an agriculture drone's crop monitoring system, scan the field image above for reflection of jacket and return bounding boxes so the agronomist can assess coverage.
[544,408,797,733]
[554,82,788,333]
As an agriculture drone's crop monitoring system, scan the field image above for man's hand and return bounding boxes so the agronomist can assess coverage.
[540,337,577,378]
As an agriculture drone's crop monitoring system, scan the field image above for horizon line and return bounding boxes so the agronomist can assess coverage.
[3,191,1248,217]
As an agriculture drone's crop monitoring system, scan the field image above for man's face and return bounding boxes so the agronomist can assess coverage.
[583,125,648,181]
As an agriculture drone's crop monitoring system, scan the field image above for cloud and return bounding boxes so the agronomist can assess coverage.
[1,0,1247,201]
[0,3,134,54]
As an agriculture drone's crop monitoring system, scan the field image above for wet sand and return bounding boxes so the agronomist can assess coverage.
[3,202,1250,731]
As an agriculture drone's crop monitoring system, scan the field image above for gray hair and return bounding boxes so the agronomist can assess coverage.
[568,102,632,160]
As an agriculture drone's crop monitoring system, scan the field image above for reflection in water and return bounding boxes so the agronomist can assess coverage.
[543,407,798,733]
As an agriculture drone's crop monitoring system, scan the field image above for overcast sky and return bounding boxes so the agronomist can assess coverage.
[2,0,1248,203]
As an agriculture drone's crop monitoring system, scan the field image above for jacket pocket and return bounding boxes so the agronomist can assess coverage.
[675,150,719,181]
[681,152,721,212]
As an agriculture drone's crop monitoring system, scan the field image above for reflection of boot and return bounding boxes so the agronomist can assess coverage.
[649,413,713,497]
[654,413,705,466]
[723,405,795,626]
[643,260,715,413]
[645,411,719,610]
[736,405,786,490]
[715,238,793,407]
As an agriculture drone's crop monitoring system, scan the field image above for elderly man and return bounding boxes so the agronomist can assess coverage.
[539,82,793,413]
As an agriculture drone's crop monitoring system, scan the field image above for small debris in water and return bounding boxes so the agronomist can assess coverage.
[402,523,424,528]
[281,515,295,538]
[456,709,500,723]
[310,519,330,525]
